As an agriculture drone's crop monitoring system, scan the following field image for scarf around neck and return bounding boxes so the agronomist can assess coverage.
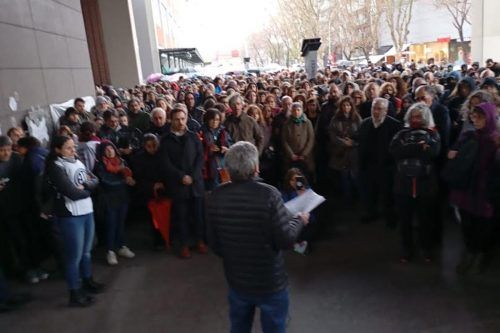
[102,156,132,177]
[292,113,306,124]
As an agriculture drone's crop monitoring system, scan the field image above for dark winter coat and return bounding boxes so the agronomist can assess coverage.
[430,100,451,152]
[207,180,304,295]
[0,153,23,219]
[357,116,402,172]
[450,102,499,218]
[128,110,151,133]
[94,162,130,208]
[94,141,132,209]
[130,150,164,203]
[147,123,170,138]
[199,125,233,185]
[159,130,204,199]
[19,147,48,213]
[328,114,361,171]
[224,112,263,152]
[316,99,338,147]
[390,128,441,197]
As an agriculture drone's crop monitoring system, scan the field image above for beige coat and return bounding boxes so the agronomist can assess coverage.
[281,117,315,173]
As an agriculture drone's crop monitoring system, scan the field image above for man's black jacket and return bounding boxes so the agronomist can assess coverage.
[207,180,303,295]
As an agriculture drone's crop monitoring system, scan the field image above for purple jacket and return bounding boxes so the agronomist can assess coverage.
[450,102,499,218]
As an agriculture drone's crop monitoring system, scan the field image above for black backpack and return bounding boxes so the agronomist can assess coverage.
[396,129,433,178]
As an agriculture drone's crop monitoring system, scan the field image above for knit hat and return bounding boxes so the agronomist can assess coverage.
[96,96,107,105]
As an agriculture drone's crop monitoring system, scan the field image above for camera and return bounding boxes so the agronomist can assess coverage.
[296,176,305,191]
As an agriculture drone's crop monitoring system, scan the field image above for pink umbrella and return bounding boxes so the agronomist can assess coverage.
[146,73,163,84]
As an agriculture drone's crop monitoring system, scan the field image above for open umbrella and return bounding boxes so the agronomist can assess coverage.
[146,73,163,84]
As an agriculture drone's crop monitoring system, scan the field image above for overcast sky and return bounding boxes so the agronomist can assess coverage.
[177,0,277,61]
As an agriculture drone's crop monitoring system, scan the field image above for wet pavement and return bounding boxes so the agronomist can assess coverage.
[1,201,500,333]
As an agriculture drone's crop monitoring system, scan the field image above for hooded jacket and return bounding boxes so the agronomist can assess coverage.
[450,102,499,218]
[447,77,477,123]
[94,141,131,207]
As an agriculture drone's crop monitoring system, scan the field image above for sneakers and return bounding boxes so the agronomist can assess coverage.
[117,246,135,259]
[106,251,118,265]
[197,241,208,254]
[107,247,135,265]
[179,246,191,259]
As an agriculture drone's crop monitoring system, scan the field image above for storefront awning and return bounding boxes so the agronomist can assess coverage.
[384,44,411,56]
[159,48,204,64]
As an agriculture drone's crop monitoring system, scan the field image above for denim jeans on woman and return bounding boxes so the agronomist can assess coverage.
[56,213,94,290]
[228,288,289,333]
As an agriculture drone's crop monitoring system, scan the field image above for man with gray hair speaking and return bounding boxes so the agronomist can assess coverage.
[207,141,309,333]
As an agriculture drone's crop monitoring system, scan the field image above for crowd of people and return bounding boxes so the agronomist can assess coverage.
[0,57,499,311]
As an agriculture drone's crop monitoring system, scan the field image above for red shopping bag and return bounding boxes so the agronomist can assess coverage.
[147,198,172,248]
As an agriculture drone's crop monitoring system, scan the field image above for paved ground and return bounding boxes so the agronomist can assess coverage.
[1,200,500,333]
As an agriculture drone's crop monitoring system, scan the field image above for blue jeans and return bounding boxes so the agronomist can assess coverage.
[56,213,95,290]
[105,203,128,251]
[228,288,289,333]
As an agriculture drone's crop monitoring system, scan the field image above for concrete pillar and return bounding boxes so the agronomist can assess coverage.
[471,0,500,63]
[131,0,160,78]
[0,0,94,135]
[98,0,142,87]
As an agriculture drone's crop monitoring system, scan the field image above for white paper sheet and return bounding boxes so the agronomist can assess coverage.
[284,189,326,216]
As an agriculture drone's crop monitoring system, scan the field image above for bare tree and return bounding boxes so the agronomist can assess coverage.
[248,0,384,65]
[433,0,471,42]
[382,0,414,54]
[248,32,267,67]
[330,0,381,61]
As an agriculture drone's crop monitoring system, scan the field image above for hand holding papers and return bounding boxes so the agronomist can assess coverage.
[284,189,326,216]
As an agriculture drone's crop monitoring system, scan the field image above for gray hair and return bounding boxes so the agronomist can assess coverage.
[371,97,389,110]
[151,107,166,117]
[291,102,303,110]
[404,102,435,128]
[228,94,243,110]
[171,103,187,115]
[415,85,436,97]
[412,78,427,92]
[225,141,259,181]
[281,95,292,103]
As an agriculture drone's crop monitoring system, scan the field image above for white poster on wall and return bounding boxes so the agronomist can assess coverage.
[49,96,95,129]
